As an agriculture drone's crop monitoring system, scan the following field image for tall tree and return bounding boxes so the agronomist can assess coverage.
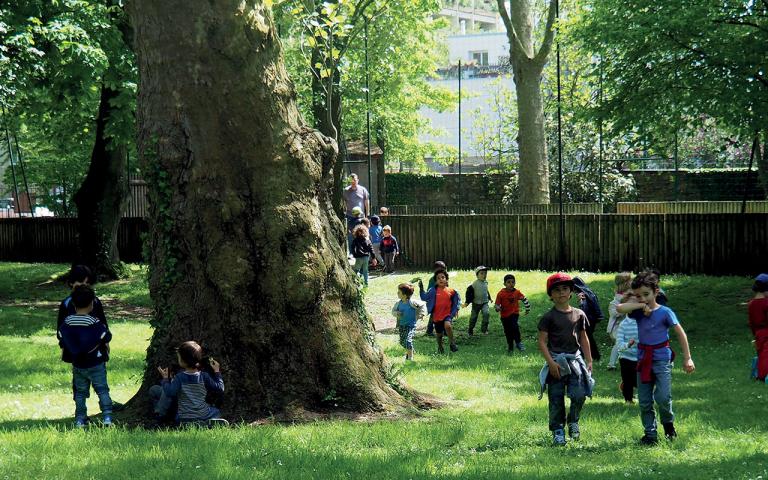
[73,2,134,281]
[126,0,411,420]
[497,0,558,204]
[569,0,768,191]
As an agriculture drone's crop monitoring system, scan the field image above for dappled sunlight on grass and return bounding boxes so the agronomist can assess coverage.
[0,264,767,479]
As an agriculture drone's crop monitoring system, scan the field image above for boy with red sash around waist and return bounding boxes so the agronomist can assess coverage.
[618,270,695,445]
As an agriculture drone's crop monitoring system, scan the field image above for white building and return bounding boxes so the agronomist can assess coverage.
[419,31,516,171]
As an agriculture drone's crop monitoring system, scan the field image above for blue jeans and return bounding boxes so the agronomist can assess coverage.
[547,373,587,431]
[354,255,370,284]
[72,363,112,420]
[637,360,674,438]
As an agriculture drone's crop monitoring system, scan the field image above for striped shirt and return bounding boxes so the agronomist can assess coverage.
[615,317,639,361]
[162,371,225,421]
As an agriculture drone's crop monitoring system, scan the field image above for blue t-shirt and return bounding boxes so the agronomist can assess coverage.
[369,225,383,243]
[395,300,418,328]
[630,305,679,361]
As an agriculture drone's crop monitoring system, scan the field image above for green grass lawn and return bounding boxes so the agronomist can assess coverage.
[0,263,766,479]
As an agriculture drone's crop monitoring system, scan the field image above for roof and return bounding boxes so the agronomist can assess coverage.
[346,140,383,157]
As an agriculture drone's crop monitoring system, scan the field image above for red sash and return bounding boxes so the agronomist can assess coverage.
[636,340,674,383]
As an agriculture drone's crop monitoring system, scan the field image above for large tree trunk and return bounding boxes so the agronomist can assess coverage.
[73,84,129,281]
[375,120,387,207]
[126,0,409,421]
[499,0,554,204]
[755,131,768,197]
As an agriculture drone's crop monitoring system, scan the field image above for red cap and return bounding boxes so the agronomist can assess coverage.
[546,272,574,295]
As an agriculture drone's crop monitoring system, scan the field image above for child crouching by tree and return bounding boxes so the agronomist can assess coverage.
[420,270,461,353]
[151,341,226,426]
[392,283,427,360]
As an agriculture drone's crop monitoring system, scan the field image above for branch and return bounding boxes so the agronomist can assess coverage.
[496,0,525,58]
[715,17,768,34]
[534,0,558,66]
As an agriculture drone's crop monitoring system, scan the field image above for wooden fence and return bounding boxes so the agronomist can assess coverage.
[2,214,767,274]
[0,218,148,263]
[617,201,768,214]
[386,203,603,215]
[387,213,768,275]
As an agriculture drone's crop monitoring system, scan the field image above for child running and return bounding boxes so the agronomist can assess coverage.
[618,270,695,444]
[392,283,427,361]
[494,274,531,352]
[418,261,448,336]
[537,273,594,446]
[420,270,461,353]
[464,266,491,336]
[748,273,768,382]
[606,272,633,370]
[614,292,639,403]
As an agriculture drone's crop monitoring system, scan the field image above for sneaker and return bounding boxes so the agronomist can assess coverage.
[663,422,677,440]
[426,332,435,337]
[449,343,459,352]
[607,365,617,371]
[568,423,580,440]
[553,429,567,446]
[639,434,659,446]
[74,418,88,429]
[516,342,526,352]
[102,414,113,427]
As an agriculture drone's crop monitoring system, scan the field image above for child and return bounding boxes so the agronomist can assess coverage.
[154,341,225,424]
[369,215,384,266]
[57,265,108,362]
[647,267,669,306]
[494,274,531,352]
[465,266,491,336]
[351,224,376,285]
[606,272,633,370]
[614,292,639,403]
[380,225,399,273]
[420,270,461,353]
[347,206,366,253]
[537,273,594,446]
[618,270,695,444]
[573,277,604,362]
[392,283,427,360]
[748,273,768,381]
[418,261,448,336]
[57,285,113,427]
[379,206,389,217]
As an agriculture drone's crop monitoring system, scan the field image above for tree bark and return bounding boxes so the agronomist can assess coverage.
[73,84,129,281]
[755,131,768,197]
[375,121,387,208]
[126,0,409,421]
[498,0,554,204]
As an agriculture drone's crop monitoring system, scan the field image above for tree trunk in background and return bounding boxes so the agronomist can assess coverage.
[498,0,554,204]
[73,84,129,281]
[311,52,346,218]
[126,0,410,421]
[756,131,768,197]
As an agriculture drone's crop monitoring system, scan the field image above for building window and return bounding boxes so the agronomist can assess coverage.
[471,51,489,66]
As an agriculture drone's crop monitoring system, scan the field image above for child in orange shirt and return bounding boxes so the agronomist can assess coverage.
[495,274,531,352]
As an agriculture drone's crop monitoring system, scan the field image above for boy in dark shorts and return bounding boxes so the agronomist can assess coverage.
[537,273,594,446]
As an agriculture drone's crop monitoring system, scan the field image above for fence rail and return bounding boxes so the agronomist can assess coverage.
[617,201,768,214]
[2,214,766,275]
[386,204,603,215]
[387,213,768,275]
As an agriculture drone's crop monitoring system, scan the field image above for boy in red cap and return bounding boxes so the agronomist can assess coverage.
[537,272,594,446]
